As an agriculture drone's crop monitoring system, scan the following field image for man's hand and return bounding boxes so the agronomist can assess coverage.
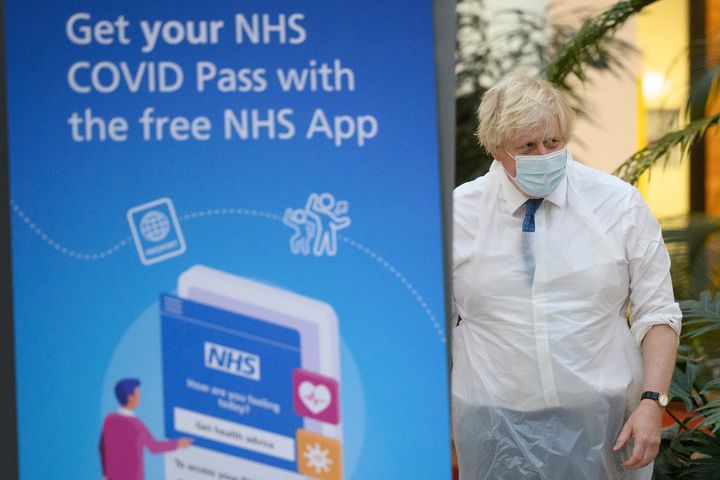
[613,400,664,469]
[178,437,194,448]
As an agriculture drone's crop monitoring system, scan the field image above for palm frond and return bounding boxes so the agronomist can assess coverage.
[688,399,720,433]
[679,291,720,335]
[677,432,720,479]
[613,113,720,185]
[669,359,703,412]
[655,430,720,479]
[699,377,720,395]
[662,215,720,299]
[544,0,658,88]
[687,64,720,120]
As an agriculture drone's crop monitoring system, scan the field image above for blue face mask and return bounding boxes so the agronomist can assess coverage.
[505,147,567,197]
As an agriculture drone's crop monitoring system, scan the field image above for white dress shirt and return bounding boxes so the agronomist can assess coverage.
[451,152,681,479]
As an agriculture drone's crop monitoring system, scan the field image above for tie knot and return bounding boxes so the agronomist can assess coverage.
[522,198,543,232]
[525,198,543,215]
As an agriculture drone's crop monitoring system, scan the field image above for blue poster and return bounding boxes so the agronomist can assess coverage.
[3,1,450,479]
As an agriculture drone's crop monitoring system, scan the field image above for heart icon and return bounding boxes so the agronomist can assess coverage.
[298,381,332,414]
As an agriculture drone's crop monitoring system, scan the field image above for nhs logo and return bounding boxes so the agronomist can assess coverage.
[204,341,261,381]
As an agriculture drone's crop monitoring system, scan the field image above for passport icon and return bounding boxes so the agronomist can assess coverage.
[127,197,186,265]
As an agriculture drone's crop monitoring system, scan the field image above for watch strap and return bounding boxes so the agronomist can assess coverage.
[641,390,668,407]
[641,391,660,401]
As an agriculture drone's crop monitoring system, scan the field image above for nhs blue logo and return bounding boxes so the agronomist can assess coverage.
[204,341,261,381]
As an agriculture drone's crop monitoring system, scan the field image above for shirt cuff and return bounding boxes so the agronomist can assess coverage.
[630,311,682,347]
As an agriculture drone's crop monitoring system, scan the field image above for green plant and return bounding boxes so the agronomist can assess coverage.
[613,114,720,185]
[456,0,553,185]
[662,215,720,301]
[544,0,658,88]
[652,294,720,478]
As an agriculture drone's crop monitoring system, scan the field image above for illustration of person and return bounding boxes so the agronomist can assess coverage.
[100,378,192,480]
[305,193,351,256]
[283,207,316,255]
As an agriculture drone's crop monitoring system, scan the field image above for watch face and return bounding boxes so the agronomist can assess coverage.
[658,393,669,407]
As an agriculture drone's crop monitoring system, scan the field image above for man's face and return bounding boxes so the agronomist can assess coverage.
[492,122,565,177]
[126,386,140,410]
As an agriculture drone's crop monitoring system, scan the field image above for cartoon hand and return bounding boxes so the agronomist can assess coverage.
[178,437,194,448]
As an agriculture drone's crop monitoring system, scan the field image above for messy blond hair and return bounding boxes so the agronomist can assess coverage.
[476,75,574,154]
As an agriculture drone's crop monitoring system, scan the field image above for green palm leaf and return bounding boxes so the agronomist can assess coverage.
[544,0,658,87]
[669,358,702,412]
[688,399,720,433]
[613,113,720,185]
[679,290,720,339]
[676,433,720,479]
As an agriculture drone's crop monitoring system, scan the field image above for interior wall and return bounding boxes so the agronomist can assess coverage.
[550,0,639,173]
[636,0,690,219]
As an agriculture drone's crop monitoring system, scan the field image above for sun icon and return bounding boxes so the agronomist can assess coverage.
[303,442,333,474]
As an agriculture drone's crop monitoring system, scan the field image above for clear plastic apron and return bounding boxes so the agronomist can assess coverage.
[452,164,652,480]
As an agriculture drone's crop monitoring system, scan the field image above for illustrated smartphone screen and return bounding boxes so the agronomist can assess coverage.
[163,265,343,480]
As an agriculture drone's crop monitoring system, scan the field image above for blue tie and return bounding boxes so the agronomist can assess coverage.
[522,199,543,232]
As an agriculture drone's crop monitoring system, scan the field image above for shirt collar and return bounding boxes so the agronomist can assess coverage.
[117,407,135,417]
[544,172,568,209]
[498,165,530,214]
[495,156,570,214]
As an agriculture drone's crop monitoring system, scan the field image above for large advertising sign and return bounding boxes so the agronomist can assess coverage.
[1,1,451,478]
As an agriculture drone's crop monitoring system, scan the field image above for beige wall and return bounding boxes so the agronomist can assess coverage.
[636,0,690,219]
[550,0,639,173]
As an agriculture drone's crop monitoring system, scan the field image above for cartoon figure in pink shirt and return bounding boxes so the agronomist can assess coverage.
[100,378,192,480]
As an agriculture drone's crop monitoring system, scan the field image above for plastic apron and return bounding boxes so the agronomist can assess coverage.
[452,161,652,480]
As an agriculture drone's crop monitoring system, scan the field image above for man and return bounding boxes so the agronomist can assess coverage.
[100,378,192,480]
[452,75,681,479]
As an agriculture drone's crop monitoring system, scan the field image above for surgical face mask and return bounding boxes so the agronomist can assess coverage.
[504,147,567,197]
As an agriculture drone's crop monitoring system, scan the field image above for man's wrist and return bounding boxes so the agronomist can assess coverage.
[641,391,669,408]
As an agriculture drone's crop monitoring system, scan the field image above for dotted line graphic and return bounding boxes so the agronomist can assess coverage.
[339,234,446,343]
[179,208,281,222]
[10,200,132,260]
[180,210,444,342]
[10,201,444,342]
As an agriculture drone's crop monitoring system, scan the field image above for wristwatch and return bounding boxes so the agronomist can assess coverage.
[641,391,669,407]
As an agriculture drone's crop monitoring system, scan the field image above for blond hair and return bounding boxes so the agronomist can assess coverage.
[475,75,574,154]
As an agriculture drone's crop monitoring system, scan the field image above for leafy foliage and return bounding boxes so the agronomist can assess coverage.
[669,346,704,413]
[655,430,720,479]
[690,399,720,434]
[456,1,554,185]
[613,113,720,185]
[680,291,720,340]
[687,64,720,121]
[652,293,720,478]
[544,0,658,88]
[662,215,720,301]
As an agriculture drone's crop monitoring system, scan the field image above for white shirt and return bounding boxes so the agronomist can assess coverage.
[451,153,681,478]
